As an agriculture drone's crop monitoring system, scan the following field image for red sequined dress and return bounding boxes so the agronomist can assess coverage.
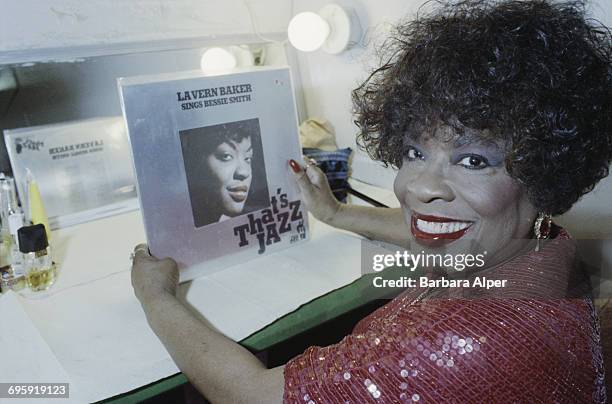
[283,228,606,403]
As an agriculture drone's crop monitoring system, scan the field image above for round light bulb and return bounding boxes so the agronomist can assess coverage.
[200,47,238,73]
[228,45,255,67]
[287,12,331,52]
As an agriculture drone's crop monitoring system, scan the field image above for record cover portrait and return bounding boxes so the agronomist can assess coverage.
[180,118,270,228]
[119,66,307,280]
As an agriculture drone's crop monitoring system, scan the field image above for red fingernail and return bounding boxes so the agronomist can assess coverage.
[289,159,301,173]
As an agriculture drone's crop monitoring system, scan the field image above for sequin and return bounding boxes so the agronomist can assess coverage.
[369,365,376,373]
[303,394,310,401]
[412,393,420,401]
[373,390,381,399]
[367,384,377,393]
[308,401,315,404]
[282,228,605,404]
[374,338,381,345]
[343,372,351,380]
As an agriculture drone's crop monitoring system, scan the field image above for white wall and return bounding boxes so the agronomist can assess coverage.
[0,0,293,63]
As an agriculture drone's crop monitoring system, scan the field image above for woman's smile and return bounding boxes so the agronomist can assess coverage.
[206,137,253,216]
[411,212,474,242]
[394,130,537,264]
[226,184,249,202]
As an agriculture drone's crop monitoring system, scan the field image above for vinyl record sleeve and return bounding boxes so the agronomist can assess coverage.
[118,66,308,281]
[4,117,138,229]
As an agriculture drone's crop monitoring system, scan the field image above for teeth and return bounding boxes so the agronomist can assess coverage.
[416,219,470,234]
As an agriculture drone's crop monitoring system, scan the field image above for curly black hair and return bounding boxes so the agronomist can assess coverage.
[353,0,612,215]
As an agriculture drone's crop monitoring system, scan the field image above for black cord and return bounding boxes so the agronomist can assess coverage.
[340,186,389,208]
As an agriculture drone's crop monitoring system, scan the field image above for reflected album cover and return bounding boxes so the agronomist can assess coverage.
[118,67,307,281]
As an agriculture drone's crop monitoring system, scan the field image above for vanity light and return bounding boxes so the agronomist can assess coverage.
[288,12,331,52]
[287,4,358,54]
[200,46,254,73]
[200,47,237,73]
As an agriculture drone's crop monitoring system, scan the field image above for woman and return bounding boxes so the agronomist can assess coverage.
[180,118,268,227]
[132,0,612,402]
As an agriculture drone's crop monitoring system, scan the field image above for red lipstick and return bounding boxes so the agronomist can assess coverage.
[410,212,473,247]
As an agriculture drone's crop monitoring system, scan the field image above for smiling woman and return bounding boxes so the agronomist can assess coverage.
[393,125,536,266]
[179,118,270,227]
[131,0,612,402]
[284,0,612,401]
[206,136,253,217]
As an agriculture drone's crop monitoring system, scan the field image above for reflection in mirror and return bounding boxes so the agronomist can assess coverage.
[0,42,285,173]
[0,42,288,227]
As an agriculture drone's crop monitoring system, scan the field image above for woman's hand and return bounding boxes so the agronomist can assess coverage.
[289,158,341,224]
[131,244,179,306]
[130,244,284,404]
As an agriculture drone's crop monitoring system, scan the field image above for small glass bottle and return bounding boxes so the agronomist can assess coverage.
[7,213,26,292]
[18,224,56,292]
[0,215,26,293]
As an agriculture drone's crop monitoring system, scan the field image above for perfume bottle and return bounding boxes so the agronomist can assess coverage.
[0,173,19,248]
[7,212,26,291]
[0,176,25,293]
[18,224,56,292]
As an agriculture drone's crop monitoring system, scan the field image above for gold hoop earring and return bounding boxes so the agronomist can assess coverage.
[534,213,552,252]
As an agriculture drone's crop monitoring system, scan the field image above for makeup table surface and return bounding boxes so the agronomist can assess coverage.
[0,180,400,404]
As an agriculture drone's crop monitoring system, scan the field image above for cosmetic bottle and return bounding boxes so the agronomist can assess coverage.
[0,177,26,293]
[7,213,26,291]
[0,173,19,247]
[18,224,56,292]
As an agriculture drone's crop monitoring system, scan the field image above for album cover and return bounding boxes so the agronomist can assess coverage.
[118,66,308,281]
[4,117,138,229]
